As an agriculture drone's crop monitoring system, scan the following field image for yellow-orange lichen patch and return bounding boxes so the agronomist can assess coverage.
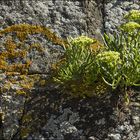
[16,90,27,95]
[28,43,44,52]
[0,24,67,47]
[0,37,31,73]
[5,37,17,51]
[0,24,67,74]
[0,23,66,96]
[39,79,46,86]
[0,74,38,96]
[89,40,104,53]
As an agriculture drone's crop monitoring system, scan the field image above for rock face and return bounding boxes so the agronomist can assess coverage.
[0,0,140,140]
[0,1,104,138]
[104,0,140,33]
[0,0,103,39]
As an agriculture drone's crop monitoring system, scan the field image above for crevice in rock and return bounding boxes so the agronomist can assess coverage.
[0,111,4,140]
[101,0,106,34]
[83,0,104,42]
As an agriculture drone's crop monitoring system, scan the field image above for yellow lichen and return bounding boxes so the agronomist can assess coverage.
[0,37,31,73]
[0,23,67,46]
[0,24,66,74]
[22,114,32,123]
[39,80,46,86]
[0,23,65,96]
[89,40,104,53]
[20,110,33,139]
[20,127,31,139]
[29,43,44,52]
[16,90,26,95]
[1,82,11,93]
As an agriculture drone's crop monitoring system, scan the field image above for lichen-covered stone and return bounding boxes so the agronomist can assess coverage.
[0,1,140,140]
[0,23,65,139]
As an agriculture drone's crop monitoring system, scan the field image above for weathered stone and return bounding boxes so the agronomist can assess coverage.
[108,133,121,140]
[0,0,140,140]
[0,0,103,39]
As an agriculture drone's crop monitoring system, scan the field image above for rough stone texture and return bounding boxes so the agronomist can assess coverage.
[0,1,104,139]
[0,0,140,140]
[104,0,140,33]
[0,72,50,139]
[0,0,103,39]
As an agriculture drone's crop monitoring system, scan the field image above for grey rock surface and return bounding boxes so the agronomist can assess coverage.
[0,0,103,39]
[104,0,140,33]
[0,0,140,140]
[0,1,103,138]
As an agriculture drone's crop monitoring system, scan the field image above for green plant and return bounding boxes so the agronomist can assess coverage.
[102,10,140,86]
[120,10,140,37]
[101,10,140,105]
[102,33,140,85]
[96,51,122,89]
[124,10,140,23]
[53,36,106,97]
[53,10,140,103]
[54,36,97,83]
